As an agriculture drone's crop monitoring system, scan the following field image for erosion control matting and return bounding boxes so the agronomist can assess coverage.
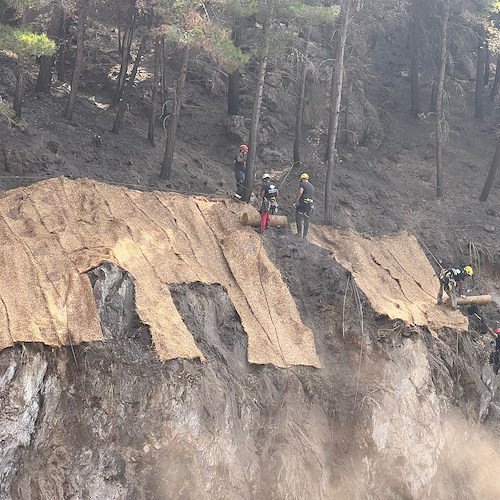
[310,226,468,333]
[0,178,320,368]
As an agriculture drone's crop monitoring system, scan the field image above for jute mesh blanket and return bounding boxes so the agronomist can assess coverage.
[0,178,320,368]
[310,227,468,333]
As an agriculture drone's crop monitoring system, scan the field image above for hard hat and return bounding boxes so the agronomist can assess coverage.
[239,144,248,153]
[300,173,309,180]
[464,265,474,276]
[262,173,271,180]
[495,328,500,334]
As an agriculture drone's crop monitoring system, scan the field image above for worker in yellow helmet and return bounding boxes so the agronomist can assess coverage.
[437,265,474,308]
[293,173,315,239]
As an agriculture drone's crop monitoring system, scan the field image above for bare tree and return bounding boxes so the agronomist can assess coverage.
[293,31,309,166]
[35,0,63,94]
[324,0,351,223]
[160,45,190,180]
[63,0,90,121]
[410,0,422,118]
[435,0,450,198]
[243,15,272,202]
[484,43,490,85]
[114,0,136,105]
[475,25,486,120]
[148,36,161,145]
[479,136,500,202]
[227,26,241,116]
[490,54,500,100]
[112,26,149,134]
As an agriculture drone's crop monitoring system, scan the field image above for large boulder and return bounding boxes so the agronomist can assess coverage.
[224,115,248,143]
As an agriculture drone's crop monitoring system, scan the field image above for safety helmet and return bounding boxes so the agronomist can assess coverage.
[300,173,309,180]
[262,173,271,180]
[495,328,500,335]
[239,144,249,153]
[464,265,474,276]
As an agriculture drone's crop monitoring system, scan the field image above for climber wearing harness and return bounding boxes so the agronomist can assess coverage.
[293,173,314,239]
[259,173,278,234]
[233,144,248,200]
[437,265,474,308]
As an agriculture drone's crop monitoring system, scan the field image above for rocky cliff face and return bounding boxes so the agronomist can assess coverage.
[1,233,499,499]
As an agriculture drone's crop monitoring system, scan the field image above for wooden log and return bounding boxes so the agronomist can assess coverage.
[241,212,289,228]
[446,294,492,306]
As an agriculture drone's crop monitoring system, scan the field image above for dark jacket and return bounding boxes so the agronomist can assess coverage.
[261,182,278,199]
[234,152,247,172]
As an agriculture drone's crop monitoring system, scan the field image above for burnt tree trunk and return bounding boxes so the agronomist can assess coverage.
[479,135,500,202]
[35,0,63,94]
[475,27,486,120]
[114,1,135,105]
[56,8,68,81]
[160,45,190,180]
[430,79,437,112]
[112,30,149,134]
[435,0,450,199]
[13,59,25,119]
[410,0,421,118]
[63,0,90,121]
[490,54,500,101]
[148,36,161,146]
[227,27,241,115]
[227,70,240,116]
[484,44,490,86]
[160,37,167,107]
[324,0,350,223]
[343,81,352,145]
[293,31,309,165]
[243,16,272,203]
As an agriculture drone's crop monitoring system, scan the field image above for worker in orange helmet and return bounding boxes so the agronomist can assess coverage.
[233,144,248,200]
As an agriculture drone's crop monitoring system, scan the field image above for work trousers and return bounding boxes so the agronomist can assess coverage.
[296,201,312,238]
[260,211,270,233]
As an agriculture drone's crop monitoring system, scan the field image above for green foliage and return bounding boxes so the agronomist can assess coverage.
[0,23,56,60]
[222,0,258,19]
[156,0,248,70]
[204,23,251,71]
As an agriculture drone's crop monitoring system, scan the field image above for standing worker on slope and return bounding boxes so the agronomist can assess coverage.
[293,173,314,239]
[259,173,278,234]
[437,265,474,308]
[233,144,248,200]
